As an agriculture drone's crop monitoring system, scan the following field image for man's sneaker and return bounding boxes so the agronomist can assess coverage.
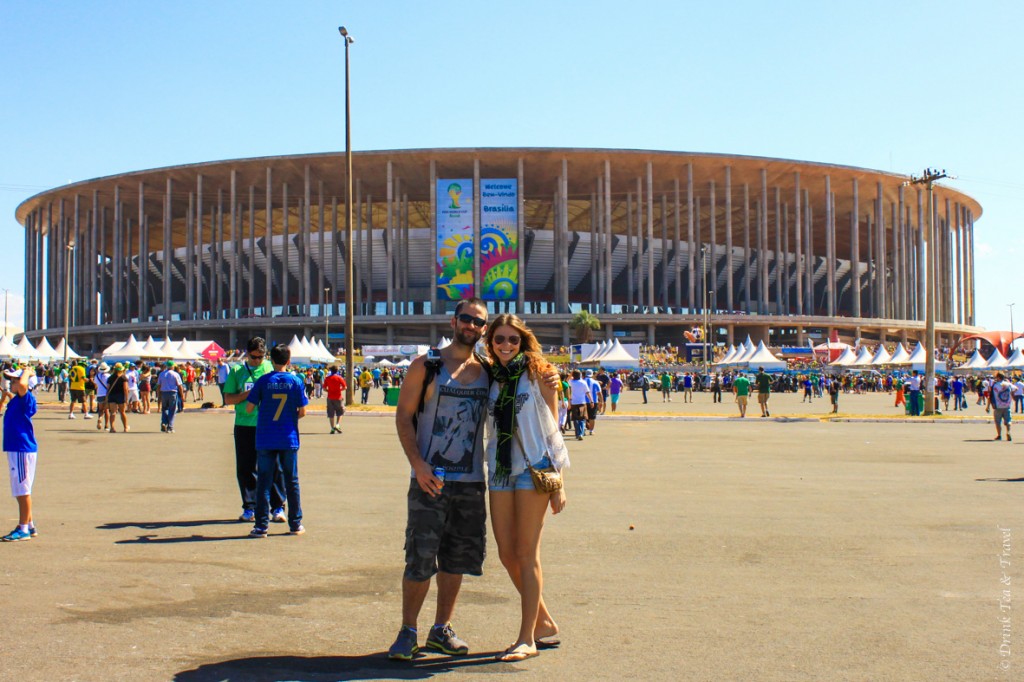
[289,525,305,535]
[271,508,287,523]
[248,526,268,538]
[239,509,255,523]
[2,527,32,542]
[160,423,166,432]
[1008,434,1013,442]
[84,413,92,419]
[68,413,76,420]
[29,526,38,537]
[388,626,419,661]
[426,623,469,655]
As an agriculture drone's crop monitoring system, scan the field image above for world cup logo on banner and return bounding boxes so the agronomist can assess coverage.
[447,183,462,209]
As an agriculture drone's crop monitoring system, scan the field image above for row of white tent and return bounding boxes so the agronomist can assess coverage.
[103,335,211,362]
[956,347,1024,371]
[827,343,1024,372]
[714,337,787,371]
[578,340,642,369]
[285,335,338,365]
[0,335,82,362]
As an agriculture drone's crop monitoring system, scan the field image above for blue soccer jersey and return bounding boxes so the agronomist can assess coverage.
[247,371,308,450]
[3,391,38,453]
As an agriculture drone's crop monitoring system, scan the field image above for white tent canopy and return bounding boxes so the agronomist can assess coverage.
[34,337,60,361]
[887,343,911,365]
[906,342,946,373]
[0,336,18,360]
[715,344,738,366]
[829,347,858,367]
[985,349,1009,370]
[959,350,988,371]
[849,346,875,367]
[1005,348,1024,369]
[53,338,83,360]
[741,341,786,372]
[104,335,148,361]
[869,345,892,366]
[14,336,40,361]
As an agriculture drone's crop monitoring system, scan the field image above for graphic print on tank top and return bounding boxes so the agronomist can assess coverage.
[426,383,488,474]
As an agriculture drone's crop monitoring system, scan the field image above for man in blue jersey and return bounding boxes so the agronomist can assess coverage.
[245,344,308,537]
[3,367,39,542]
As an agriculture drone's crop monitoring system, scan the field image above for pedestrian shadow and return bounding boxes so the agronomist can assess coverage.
[174,651,512,681]
[97,520,241,530]
[963,439,1008,443]
[976,477,1024,483]
[113,534,252,545]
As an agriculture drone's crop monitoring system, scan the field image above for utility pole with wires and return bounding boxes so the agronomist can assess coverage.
[907,168,949,416]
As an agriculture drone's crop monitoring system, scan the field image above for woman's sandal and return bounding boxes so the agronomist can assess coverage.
[496,643,538,662]
[535,636,561,649]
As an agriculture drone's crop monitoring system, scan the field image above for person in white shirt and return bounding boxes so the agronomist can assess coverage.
[1012,379,1024,414]
[989,372,1014,441]
[567,370,593,441]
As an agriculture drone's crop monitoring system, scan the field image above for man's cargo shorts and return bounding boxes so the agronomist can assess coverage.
[404,479,486,582]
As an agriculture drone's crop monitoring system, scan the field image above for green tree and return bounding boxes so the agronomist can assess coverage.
[571,310,601,344]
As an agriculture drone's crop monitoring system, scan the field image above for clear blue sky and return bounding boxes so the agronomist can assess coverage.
[2,1,1021,335]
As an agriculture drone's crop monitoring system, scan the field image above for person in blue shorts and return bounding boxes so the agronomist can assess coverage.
[3,367,39,542]
[245,344,308,537]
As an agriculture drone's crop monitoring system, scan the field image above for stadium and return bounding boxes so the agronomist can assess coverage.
[14,148,983,354]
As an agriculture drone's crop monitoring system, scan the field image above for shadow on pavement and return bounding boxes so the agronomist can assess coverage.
[97,519,240,530]
[114,534,253,544]
[174,652,510,681]
[976,477,1024,483]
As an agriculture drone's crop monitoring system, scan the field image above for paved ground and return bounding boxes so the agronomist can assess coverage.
[2,387,1021,681]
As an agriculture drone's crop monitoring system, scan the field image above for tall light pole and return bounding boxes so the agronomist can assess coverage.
[339,25,355,404]
[909,168,948,416]
[2,288,9,339]
[64,240,75,363]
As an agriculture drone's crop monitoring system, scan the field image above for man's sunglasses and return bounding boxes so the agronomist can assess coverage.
[456,313,486,328]
[249,353,265,360]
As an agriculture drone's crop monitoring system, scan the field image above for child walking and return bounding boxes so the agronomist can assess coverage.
[3,367,39,542]
[245,344,308,537]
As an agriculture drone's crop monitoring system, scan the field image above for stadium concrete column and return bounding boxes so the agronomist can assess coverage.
[944,198,952,323]
[282,183,290,315]
[249,185,257,316]
[402,189,410,313]
[824,178,834,316]
[759,169,768,315]
[660,193,668,308]
[195,175,204,321]
[590,187,598,307]
[709,180,717,312]
[560,159,570,315]
[330,194,337,314]
[794,172,802,315]
[386,161,394,316]
[264,168,273,317]
[636,176,643,309]
[774,187,782,313]
[161,179,172,325]
[894,190,903,319]
[366,192,374,314]
[598,159,606,313]
[687,165,695,311]
[215,192,224,318]
[783,203,790,313]
[318,180,325,315]
[230,172,238,320]
[137,184,146,321]
[804,189,813,315]
[304,165,312,317]
[112,187,122,324]
[866,210,874,319]
[876,182,885,319]
[968,210,975,325]
[743,183,750,314]
[723,168,732,313]
[646,161,654,308]
[850,178,860,317]
[695,196,701,312]
[626,191,633,308]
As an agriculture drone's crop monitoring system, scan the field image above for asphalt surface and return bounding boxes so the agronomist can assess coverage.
[2,387,1021,681]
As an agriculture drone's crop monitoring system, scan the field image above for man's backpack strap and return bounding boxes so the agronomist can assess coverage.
[412,349,443,431]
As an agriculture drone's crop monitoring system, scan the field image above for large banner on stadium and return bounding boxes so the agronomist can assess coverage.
[436,179,474,301]
[479,179,519,300]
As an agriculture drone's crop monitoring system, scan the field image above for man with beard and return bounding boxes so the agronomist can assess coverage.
[389,297,491,660]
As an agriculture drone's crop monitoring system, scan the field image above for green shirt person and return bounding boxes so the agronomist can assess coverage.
[222,337,287,523]
[755,367,772,417]
[734,375,751,397]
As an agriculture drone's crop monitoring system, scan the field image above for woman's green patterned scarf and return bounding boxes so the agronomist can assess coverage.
[491,352,528,485]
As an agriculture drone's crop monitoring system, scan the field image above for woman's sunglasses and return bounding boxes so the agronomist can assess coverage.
[492,335,521,346]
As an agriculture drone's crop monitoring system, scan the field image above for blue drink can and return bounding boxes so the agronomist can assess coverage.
[432,466,446,483]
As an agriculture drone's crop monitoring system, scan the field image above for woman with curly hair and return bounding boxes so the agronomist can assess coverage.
[484,313,569,662]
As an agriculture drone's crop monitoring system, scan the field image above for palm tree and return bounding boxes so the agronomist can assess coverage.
[571,310,601,344]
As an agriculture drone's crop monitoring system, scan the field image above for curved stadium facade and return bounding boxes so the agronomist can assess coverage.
[15,148,982,354]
